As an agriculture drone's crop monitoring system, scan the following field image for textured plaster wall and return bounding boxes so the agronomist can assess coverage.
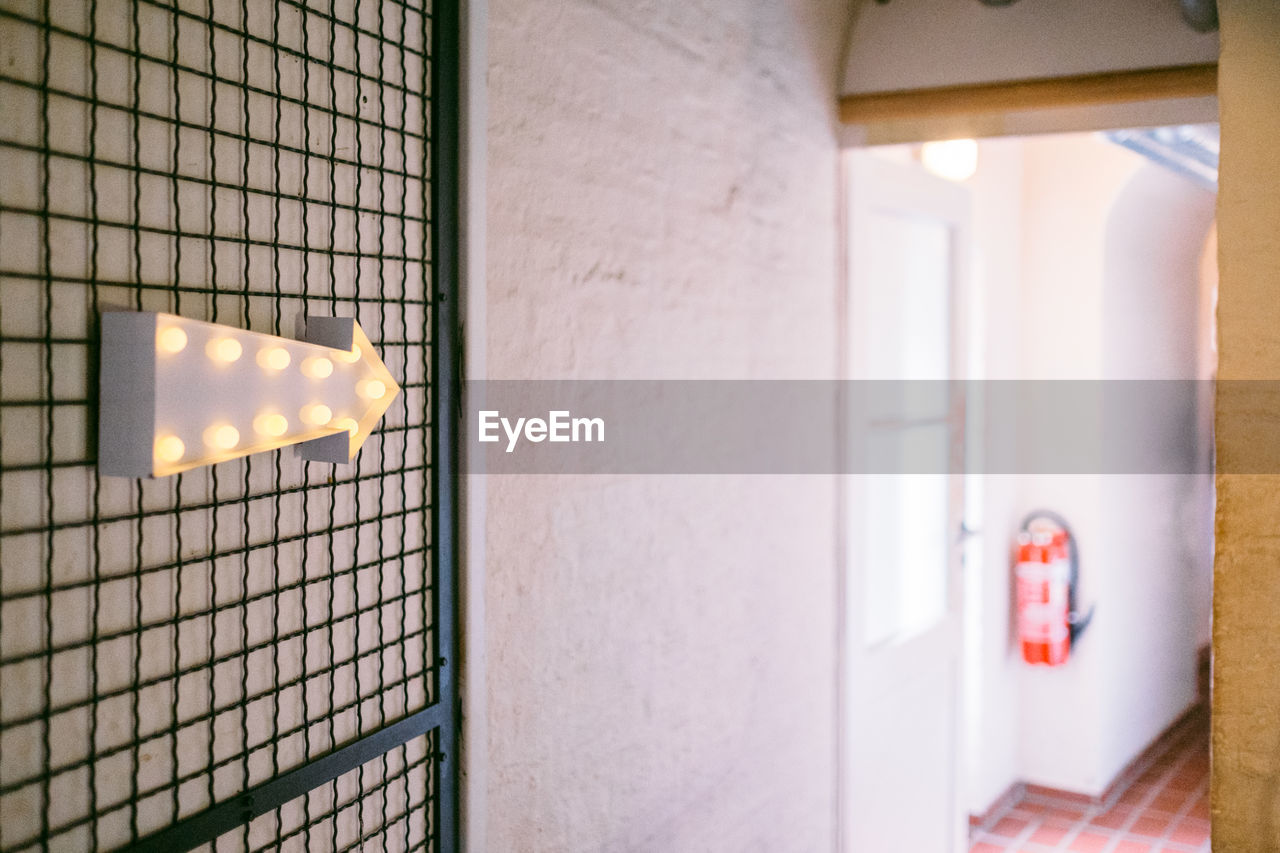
[840,0,1218,96]
[1213,2,1280,850]
[483,1,848,850]
[837,0,1218,149]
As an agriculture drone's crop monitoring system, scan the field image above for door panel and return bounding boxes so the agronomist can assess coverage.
[847,665,958,853]
[842,150,970,853]
[861,472,951,648]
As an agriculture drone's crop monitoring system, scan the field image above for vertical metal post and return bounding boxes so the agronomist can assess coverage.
[431,1,463,851]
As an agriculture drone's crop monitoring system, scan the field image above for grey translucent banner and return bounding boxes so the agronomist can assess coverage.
[459,380,1254,474]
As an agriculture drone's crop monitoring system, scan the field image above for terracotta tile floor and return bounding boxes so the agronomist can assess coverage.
[970,712,1209,853]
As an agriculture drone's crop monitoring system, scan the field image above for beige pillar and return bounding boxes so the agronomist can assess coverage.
[1213,2,1280,849]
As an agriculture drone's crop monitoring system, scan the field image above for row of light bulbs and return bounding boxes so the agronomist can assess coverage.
[153,404,358,463]
[152,324,387,464]
[156,325,366,377]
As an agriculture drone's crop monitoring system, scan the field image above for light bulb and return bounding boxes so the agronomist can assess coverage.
[154,434,185,462]
[257,347,291,370]
[357,379,387,400]
[253,413,289,437]
[920,139,979,182]
[206,337,243,363]
[157,327,188,354]
[301,403,333,426]
[334,345,361,364]
[334,417,359,436]
[203,423,240,450]
[301,357,334,379]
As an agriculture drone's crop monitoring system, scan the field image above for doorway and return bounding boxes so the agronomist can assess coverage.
[839,128,1217,853]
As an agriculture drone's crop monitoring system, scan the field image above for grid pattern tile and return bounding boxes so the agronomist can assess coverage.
[0,0,442,850]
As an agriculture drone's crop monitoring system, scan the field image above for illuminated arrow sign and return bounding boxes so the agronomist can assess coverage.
[98,311,401,477]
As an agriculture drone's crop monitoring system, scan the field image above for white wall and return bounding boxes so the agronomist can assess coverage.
[841,0,1218,96]
[966,133,1216,807]
[1096,164,1216,788]
[1192,227,1217,651]
[483,1,848,850]
[1012,135,1141,794]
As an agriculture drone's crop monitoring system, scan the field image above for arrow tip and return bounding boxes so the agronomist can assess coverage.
[302,317,401,461]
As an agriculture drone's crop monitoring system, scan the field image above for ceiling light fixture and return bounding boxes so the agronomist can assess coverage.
[921,138,979,181]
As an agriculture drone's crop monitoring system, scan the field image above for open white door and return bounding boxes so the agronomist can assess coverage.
[841,150,971,853]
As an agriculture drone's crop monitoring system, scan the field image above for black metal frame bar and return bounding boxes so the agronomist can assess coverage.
[125,702,450,853]
[430,0,462,849]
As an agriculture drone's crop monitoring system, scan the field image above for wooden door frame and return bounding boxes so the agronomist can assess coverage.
[837,64,1218,148]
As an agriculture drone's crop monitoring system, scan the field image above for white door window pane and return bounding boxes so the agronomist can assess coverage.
[861,432,951,647]
[863,212,951,380]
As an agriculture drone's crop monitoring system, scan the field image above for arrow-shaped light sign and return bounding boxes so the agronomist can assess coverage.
[98,311,401,477]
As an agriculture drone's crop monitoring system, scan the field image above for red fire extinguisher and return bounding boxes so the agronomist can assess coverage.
[1015,511,1094,666]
